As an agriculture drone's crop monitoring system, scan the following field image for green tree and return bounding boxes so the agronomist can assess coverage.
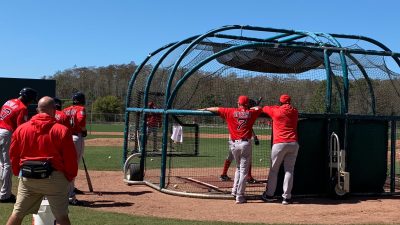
[93,95,123,114]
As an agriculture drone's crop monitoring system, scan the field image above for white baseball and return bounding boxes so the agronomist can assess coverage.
[259,158,263,162]
[150,158,154,161]
[108,156,111,159]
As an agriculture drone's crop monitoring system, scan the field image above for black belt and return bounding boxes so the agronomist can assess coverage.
[233,139,248,142]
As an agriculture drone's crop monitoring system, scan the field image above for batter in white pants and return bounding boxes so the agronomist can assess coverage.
[0,128,12,200]
[230,140,252,203]
[69,133,85,199]
[266,142,299,200]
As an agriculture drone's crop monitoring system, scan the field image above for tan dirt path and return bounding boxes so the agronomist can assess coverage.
[74,170,400,225]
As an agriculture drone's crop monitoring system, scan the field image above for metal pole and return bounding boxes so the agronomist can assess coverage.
[390,120,396,193]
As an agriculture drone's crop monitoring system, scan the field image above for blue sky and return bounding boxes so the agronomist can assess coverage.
[0,0,399,78]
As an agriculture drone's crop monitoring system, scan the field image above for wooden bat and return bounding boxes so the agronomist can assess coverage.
[82,157,93,192]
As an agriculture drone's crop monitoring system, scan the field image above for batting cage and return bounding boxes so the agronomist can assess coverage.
[122,25,400,199]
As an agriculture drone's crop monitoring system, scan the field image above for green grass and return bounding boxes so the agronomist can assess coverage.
[88,123,124,132]
[0,203,282,225]
[84,146,123,170]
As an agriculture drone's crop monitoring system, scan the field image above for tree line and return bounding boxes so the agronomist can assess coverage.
[44,63,400,118]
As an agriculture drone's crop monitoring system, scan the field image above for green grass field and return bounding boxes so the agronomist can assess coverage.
[0,203,269,225]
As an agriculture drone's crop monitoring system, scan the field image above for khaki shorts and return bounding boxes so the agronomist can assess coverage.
[13,171,70,218]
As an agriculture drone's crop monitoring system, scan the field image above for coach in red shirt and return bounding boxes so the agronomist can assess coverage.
[200,95,262,204]
[6,96,77,225]
[261,94,299,205]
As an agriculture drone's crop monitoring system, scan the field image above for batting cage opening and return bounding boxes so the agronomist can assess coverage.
[122,25,400,199]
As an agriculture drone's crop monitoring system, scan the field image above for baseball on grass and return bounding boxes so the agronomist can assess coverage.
[108,156,111,159]
[259,158,263,162]
[150,158,154,161]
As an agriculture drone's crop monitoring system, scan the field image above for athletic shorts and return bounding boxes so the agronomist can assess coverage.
[13,171,70,218]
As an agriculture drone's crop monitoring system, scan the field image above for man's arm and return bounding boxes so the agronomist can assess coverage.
[198,107,219,113]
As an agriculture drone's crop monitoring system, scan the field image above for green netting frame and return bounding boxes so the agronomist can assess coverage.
[123,25,400,198]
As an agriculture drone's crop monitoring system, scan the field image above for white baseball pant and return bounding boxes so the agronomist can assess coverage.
[266,142,299,200]
[0,128,12,200]
[230,140,252,203]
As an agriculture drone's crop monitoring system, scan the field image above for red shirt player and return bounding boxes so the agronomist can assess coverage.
[200,95,262,204]
[146,102,162,151]
[63,92,87,204]
[53,97,71,129]
[261,94,299,205]
[0,87,37,203]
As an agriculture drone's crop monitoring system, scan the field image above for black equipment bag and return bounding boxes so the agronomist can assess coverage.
[21,160,53,179]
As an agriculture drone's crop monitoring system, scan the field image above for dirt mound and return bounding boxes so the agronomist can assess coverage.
[74,170,400,224]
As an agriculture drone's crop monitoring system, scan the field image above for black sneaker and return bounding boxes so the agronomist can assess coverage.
[246,177,257,184]
[219,175,231,181]
[261,192,274,202]
[282,198,292,205]
[74,188,84,194]
[0,194,16,203]
[69,198,84,206]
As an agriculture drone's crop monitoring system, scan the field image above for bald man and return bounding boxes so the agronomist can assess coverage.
[6,96,78,225]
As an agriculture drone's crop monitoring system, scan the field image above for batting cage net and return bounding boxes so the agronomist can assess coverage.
[123,25,400,198]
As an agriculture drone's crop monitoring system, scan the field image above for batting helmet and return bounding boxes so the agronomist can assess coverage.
[19,87,38,104]
[72,92,86,105]
[53,97,62,110]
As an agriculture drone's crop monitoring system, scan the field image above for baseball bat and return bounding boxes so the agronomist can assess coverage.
[82,157,93,192]
[252,97,263,145]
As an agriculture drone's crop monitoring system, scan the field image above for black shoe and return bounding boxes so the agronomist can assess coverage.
[219,175,231,181]
[69,198,84,206]
[246,177,257,184]
[261,192,274,202]
[74,188,84,194]
[282,198,292,205]
[0,194,16,203]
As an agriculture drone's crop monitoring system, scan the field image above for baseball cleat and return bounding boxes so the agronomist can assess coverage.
[0,194,16,203]
[246,177,257,184]
[219,175,231,181]
[282,198,292,205]
[261,192,275,202]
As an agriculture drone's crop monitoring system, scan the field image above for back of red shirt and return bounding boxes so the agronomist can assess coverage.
[147,113,162,128]
[9,113,78,181]
[0,98,28,132]
[63,105,86,134]
[218,107,262,140]
[55,110,71,129]
[263,104,298,144]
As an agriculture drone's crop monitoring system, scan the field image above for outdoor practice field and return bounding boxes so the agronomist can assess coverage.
[1,124,399,225]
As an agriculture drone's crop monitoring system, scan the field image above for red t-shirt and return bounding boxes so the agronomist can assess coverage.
[63,105,86,134]
[218,107,262,140]
[9,113,78,181]
[55,110,71,129]
[0,98,28,132]
[263,104,298,144]
[147,113,162,128]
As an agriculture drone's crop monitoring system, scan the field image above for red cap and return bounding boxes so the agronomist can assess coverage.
[237,95,249,106]
[279,94,291,104]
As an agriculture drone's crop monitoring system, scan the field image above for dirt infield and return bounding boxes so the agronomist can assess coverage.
[74,170,400,224]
